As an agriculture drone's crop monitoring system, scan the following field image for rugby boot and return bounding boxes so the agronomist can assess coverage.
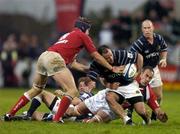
[3,114,12,121]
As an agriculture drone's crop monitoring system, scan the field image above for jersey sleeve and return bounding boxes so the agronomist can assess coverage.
[81,34,97,54]
[127,51,138,64]
[87,62,101,81]
[129,39,143,53]
[158,34,168,52]
[79,92,92,101]
[147,85,160,111]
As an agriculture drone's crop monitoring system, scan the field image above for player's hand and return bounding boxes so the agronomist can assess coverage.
[111,66,125,73]
[54,90,65,97]
[159,59,167,68]
[157,112,168,123]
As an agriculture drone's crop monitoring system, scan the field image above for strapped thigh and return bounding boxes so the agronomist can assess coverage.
[33,83,46,91]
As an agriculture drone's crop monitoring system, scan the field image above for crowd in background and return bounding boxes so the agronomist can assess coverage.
[0,0,179,88]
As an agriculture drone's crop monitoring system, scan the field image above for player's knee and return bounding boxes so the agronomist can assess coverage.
[32,83,45,94]
[137,108,148,118]
[135,105,146,115]
[74,106,82,116]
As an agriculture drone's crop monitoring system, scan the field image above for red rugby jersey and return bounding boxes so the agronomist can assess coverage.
[48,28,97,64]
[139,84,160,111]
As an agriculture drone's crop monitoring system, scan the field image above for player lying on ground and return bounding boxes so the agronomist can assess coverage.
[11,77,95,121]
[86,45,150,125]
[123,66,168,123]
[64,82,150,125]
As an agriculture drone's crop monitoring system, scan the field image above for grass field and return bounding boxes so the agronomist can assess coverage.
[0,88,180,134]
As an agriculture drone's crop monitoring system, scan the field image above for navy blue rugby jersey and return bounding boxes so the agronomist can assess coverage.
[130,33,167,68]
[79,91,93,101]
[87,49,138,85]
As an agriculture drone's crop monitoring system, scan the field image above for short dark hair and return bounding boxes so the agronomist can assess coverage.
[142,66,154,74]
[78,17,91,24]
[97,45,111,55]
[78,77,92,86]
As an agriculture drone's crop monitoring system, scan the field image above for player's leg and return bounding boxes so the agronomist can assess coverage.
[31,111,46,121]
[66,101,90,117]
[150,67,163,120]
[106,91,131,124]
[26,90,56,118]
[25,95,43,118]
[5,73,47,119]
[52,68,78,122]
[130,96,150,125]
[31,111,52,121]
[122,102,134,119]
[41,90,58,108]
[85,110,111,123]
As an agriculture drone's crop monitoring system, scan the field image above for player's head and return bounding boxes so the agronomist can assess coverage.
[109,82,121,90]
[98,45,114,64]
[140,66,154,86]
[141,19,154,38]
[78,77,95,92]
[74,17,91,34]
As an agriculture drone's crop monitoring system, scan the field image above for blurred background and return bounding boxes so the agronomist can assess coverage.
[0,0,179,90]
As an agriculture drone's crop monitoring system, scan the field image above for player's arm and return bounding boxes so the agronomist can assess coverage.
[70,59,89,72]
[98,77,107,87]
[146,85,168,122]
[159,51,167,68]
[159,35,168,68]
[90,51,113,71]
[147,85,160,111]
[136,53,143,74]
[116,65,125,74]
[82,35,114,72]
[54,90,66,97]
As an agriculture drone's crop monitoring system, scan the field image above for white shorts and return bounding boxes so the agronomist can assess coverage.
[84,89,116,120]
[108,81,142,99]
[36,51,66,76]
[52,98,74,114]
[149,66,163,88]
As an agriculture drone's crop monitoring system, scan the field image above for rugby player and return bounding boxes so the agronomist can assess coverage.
[125,66,168,123]
[130,19,168,120]
[10,77,95,121]
[4,17,120,123]
[87,45,150,124]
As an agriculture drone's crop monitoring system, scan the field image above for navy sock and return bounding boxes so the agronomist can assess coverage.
[27,98,41,117]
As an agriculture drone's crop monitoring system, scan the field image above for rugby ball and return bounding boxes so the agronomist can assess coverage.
[123,63,137,81]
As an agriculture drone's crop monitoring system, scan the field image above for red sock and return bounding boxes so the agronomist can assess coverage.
[9,95,30,116]
[53,96,72,122]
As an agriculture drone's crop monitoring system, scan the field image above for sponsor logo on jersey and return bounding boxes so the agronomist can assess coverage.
[146,52,159,59]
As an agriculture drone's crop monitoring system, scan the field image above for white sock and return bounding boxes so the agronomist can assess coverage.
[123,115,130,123]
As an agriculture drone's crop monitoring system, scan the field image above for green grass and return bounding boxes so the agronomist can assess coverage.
[0,88,180,134]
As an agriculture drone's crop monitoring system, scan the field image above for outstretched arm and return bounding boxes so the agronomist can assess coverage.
[90,51,113,71]
[70,59,89,72]
[106,92,129,124]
